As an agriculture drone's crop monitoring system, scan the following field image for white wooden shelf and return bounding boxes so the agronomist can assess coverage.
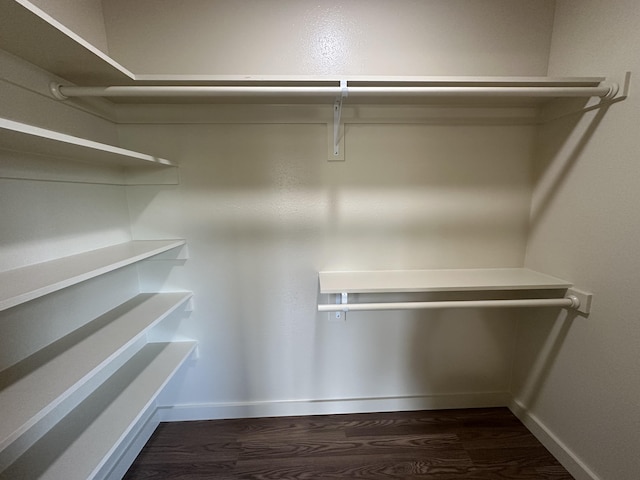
[317,268,593,314]
[0,239,186,311]
[0,341,196,480]
[0,117,176,168]
[0,292,192,457]
[319,268,573,294]
[0,0,135,85]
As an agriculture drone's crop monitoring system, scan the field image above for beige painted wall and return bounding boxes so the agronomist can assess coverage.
[102,0,555,76]
[88,0,557,412]
[514,1,640,479]
[118,118,536,410]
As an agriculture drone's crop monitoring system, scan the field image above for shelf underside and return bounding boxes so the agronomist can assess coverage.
[319,268,573,294]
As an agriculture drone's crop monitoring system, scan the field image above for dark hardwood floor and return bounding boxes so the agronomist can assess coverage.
[123,407,574,479]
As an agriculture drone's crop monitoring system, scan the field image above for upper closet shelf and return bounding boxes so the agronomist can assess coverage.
[1,2,625,107]
[0,0,135,85]
[0,118,176,168]
[0,239,186,311]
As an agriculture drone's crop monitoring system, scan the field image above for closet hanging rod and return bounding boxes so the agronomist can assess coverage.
[50,84,618,100]
[317,296,581,312]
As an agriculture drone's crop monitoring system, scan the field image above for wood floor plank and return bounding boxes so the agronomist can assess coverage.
[343,417,462,437]
[132,441,241,465]
[123,461,238,480]
[239,434,465,461]
[467,445,563,468]
[534,465,576,480]
[458,427,543,450]
[235,453,473,480]
[235,418,348,442]
[123,408,575,480]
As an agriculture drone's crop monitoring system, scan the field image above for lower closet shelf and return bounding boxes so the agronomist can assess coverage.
[0,292,192,463]
[0,341,196,480]
[318,268,592,314]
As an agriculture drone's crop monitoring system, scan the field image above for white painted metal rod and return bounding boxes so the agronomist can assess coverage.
[53,84,616,99]
[318,296,579,312]
[55,85,343,98]
[347,86,615,98]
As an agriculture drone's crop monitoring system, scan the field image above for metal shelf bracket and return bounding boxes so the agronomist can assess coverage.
[330,292,348,321]
[329,80,348,161]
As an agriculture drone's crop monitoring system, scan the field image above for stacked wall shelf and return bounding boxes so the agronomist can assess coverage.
[0,116,179,185]
[0,239,195,478]
[0,341,196,480]
[0,239,186,311]
[0,65,193,476]
[0,118,176,168]
[0,292,192,458]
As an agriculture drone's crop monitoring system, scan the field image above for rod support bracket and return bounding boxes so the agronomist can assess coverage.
[603,71,631,101]
[330,292,348,321]
[49,82,68,100]
[603,82,619,100]
[566,287,593,315]
[329,80,348,161]
[333,97,343,156]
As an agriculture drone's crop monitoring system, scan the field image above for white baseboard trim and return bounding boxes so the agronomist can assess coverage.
[509,398,601,480]
[157,391,511,422]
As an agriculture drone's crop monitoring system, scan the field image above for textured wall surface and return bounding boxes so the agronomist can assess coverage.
[2,0,562,434]
[92,0,557,414]
[102,0,555,76]
[119,119,535,412]
[514,1,640,479]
